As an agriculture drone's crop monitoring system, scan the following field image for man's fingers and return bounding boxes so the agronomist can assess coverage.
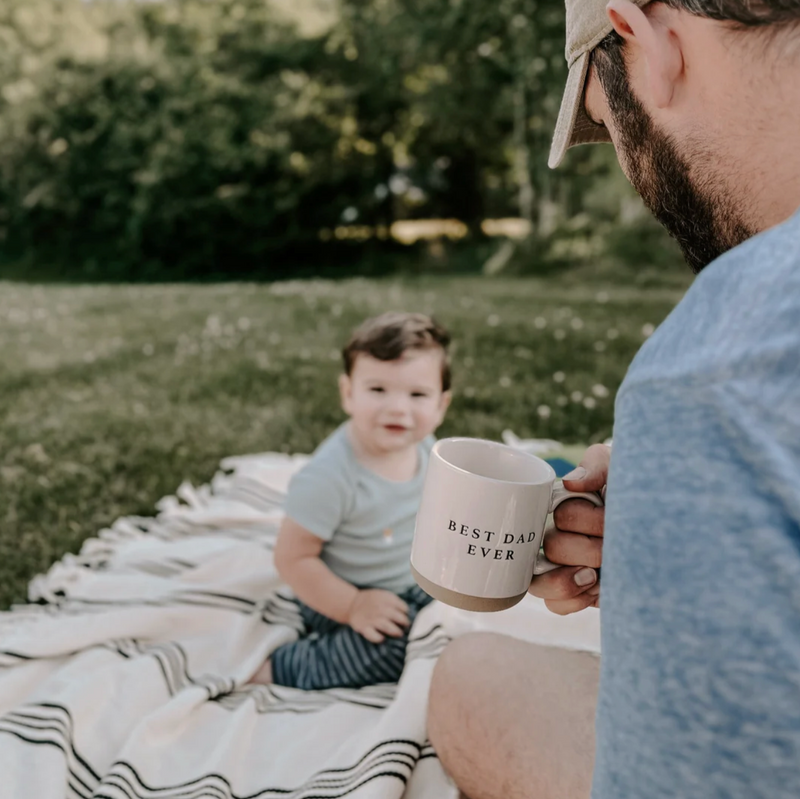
[528,565,598,601]
[562,443,611,493]
[544,593,600,616]
[544,530,604,569]
[553,500,605,537]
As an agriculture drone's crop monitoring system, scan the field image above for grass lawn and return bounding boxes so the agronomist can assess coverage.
[0,272,691,609]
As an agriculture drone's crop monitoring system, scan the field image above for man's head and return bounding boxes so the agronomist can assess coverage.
[340,312,452,455]
[552,1,800,273]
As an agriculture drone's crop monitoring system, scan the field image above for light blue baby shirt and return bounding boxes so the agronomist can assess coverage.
[284,423,434,593]
[593,209,800,798]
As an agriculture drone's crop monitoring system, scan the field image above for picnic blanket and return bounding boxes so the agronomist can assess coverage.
[0,434,600,799]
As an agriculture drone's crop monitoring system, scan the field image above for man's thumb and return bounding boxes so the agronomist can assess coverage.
[562,443,611,492]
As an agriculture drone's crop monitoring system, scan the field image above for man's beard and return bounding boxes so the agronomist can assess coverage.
[593,46,754,274]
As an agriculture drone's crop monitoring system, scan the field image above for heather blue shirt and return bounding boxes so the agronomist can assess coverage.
[593,210,800,798]
[284,423,434,593]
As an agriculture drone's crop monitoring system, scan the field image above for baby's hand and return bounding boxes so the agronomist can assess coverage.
[347,589,410,644]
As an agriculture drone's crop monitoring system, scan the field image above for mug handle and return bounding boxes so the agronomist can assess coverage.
[532,484,605,575]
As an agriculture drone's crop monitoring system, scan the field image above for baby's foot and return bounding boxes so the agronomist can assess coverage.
[248,659,273,685]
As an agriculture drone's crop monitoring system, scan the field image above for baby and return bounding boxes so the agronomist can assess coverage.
[250,312,452,690]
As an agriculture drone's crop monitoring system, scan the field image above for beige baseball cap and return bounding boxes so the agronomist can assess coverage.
[548,0,650,169]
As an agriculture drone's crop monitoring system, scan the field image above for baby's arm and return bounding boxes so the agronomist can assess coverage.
[274,516,359,624]
[274,517,409,643]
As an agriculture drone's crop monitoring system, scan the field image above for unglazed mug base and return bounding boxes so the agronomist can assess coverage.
[411,564,526,612]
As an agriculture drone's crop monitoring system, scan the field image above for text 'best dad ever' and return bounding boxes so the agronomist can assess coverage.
[447,520,538,561]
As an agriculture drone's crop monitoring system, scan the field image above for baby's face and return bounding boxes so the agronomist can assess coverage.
[340,350,450,456]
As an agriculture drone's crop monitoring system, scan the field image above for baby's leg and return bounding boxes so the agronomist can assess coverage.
[271,621,409,690]
[249,659,273,685]
[260,588,432,690]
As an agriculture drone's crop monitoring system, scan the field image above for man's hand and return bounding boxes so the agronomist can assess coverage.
[347,589,410,643]
[528,444,610,615]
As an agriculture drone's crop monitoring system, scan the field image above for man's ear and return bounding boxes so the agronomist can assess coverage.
[338,373,353,415]
[606,0,684,109]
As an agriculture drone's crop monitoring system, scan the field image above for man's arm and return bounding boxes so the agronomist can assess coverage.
[593,377,800,798]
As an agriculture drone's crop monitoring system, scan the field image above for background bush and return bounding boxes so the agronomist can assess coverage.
[0,0,683,280]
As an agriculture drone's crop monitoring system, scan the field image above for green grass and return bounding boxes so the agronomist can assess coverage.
[0,273,691,609]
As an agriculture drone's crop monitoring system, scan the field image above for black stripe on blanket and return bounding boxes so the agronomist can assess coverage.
[0,650,34,666]
[405,624,452,664]
[1,707,433,799]
[24,589,263,618]
[97,637,394,712]
[94,739,427,798]
[224,479,286,514]
[214,683,398,714]
[0,703,100,798]
[99,640,235,700]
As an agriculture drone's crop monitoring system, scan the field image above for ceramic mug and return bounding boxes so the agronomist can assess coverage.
[410,437,603,611]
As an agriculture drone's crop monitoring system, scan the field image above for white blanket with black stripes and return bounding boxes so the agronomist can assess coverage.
[0,451,600,799]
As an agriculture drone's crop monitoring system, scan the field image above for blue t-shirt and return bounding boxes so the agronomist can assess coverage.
[593,210,800,798]
[284,423,434,593]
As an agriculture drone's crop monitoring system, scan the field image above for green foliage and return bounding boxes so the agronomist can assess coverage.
[0,0,664,280]
[0,272,691,608]
[0,0,384,278]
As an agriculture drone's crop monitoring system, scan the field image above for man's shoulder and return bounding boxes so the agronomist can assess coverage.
[626,210,800,388]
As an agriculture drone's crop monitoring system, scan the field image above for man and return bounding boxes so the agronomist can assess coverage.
[426,2,800,797]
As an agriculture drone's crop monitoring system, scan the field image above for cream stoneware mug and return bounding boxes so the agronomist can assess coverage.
[411,437,603,611]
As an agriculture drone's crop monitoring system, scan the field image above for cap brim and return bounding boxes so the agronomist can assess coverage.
[548,51,612,169]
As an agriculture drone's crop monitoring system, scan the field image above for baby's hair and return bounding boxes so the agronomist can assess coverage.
[342,312,452,391]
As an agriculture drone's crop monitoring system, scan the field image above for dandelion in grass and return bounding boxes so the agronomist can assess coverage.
[300,349,311,360]
[553,371,566,383]
[642,323,656,337]
[237,317,251,331]
[594,341,607,352]
[142,344,154,356]
[596,291,610,304]
[514,346,532,359]
[537,405,552,419]
[607,328,619,340]
[328,349,340,361]
[499,376,512,388]
[570,318,584,331]
[583,397,597,410]
[571,390,584,403]
[592,384,610,398]
[534,317,547,329]
[83,352,96,363]
[556,395,569,407]
[463,387,476,398]
[554,329,566,341]
[205,315,222,337]
[487,314,500,327]
[331,304,343,317]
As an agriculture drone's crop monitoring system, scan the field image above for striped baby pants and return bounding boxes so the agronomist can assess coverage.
[271,585,432,690]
